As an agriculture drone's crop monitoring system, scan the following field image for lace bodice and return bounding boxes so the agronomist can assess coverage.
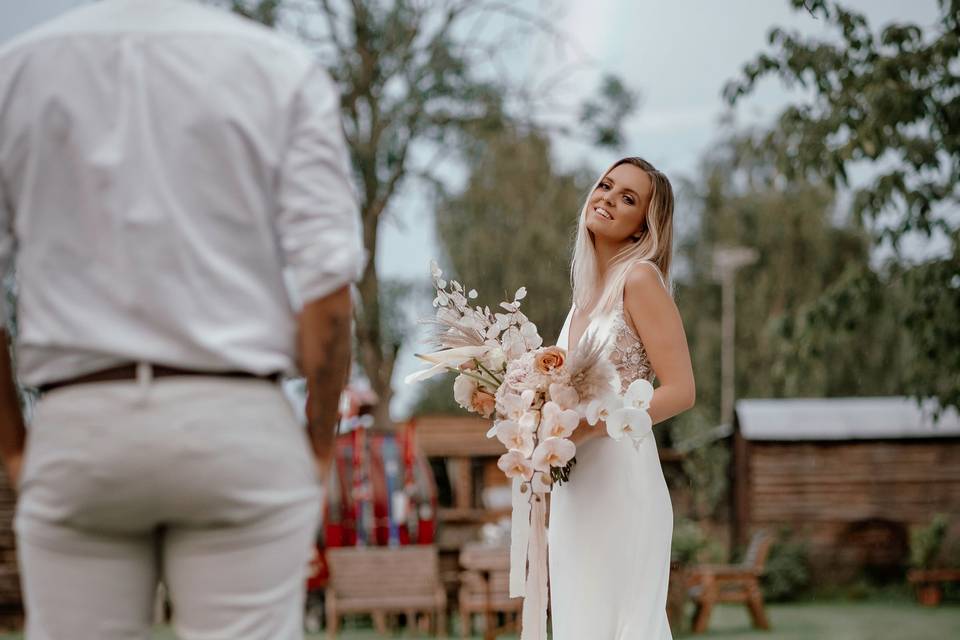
[608,299,655,392]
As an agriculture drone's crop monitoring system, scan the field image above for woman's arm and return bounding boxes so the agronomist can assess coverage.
[623,262,696,425]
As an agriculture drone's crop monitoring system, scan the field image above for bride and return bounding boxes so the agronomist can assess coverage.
[549,157,696,639]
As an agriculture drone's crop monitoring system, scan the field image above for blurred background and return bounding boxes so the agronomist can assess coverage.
[1,0,958,638]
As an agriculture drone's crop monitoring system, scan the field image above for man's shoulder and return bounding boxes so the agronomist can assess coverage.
[0,0,312,68]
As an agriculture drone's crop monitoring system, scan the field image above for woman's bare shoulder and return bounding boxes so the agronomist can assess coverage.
[623,261,675,333]
[624,261,667,299]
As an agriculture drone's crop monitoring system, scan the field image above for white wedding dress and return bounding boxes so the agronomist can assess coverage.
[549,262,674,639]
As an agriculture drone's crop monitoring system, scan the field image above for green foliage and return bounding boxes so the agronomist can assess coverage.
[676,132,895,417]
[578,75,638,148]
[670,408,730,519]
[672,518,708,567]
[763,532,812,602]
[434,129,589,345]
[725,0,960,414]
[413,128,591,416]
[910,514,950,570]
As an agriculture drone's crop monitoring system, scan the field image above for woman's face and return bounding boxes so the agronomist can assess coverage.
[585,163,652,244]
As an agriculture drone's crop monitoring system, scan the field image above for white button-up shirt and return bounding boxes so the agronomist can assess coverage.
[0,0,365,386]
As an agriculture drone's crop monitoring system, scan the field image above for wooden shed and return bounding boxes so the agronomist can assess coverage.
[732,397,960,583]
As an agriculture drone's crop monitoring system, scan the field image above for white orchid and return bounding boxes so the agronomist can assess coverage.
[604,380,655,445]
[582,379,655,447]
[605,406,653,443]
[538,401,579,440]
[488,390,536,437]
[624,378,654,410]
[498,450,534,481]
[585,394,619,426]
[532,437,576,472]
[495,420,535,457]
[499,389,535,421]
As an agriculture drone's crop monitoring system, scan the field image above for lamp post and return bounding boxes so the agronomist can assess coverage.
[712,246,758,428]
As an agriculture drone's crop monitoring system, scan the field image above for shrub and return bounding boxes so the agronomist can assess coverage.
[909,514,949,570]
[672,518,707,567]
[762,532,811,602]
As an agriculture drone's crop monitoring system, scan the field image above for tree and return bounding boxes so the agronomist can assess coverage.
[670,130,906,517]
[724,0,960,414]
[226,0,635,427]
[412,129,591,415]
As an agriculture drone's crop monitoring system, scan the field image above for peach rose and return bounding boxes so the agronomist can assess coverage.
[534,346,566,374]
[472,389,497,418]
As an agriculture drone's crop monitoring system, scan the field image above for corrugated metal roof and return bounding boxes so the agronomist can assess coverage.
[735,397,960,441]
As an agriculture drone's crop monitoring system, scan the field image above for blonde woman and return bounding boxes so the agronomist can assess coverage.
[550,158,695,639]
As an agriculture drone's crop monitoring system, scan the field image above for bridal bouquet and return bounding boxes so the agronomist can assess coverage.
[405,261,655,640]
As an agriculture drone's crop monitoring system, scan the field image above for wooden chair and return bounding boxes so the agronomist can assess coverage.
[458,544,521,639]
[325,545,447,638]
[687,530,772,633]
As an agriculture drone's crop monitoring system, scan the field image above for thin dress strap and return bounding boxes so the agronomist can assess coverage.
[634,260,667,291]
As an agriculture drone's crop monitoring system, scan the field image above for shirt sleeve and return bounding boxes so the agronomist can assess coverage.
[275,62,366,305]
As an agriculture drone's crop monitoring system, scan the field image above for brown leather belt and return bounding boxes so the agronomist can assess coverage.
[38,363,282,394]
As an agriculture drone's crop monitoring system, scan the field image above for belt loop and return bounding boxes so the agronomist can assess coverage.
[136,362,153,404]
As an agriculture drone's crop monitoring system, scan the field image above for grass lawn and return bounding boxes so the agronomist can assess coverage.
[1,600,957,639]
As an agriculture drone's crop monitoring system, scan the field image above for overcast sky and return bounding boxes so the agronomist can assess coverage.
[1,0,942,416]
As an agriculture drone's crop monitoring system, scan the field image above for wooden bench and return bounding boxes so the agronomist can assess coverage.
[907,568,960,606]
[325,545,447,637]
[687,530,772,633]
[458,543,521,639]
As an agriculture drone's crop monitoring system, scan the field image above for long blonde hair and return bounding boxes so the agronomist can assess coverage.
[571,157,675,317]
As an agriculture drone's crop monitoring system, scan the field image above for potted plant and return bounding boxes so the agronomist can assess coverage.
[909,514,949,606]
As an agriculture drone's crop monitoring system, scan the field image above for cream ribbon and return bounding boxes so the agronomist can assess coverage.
[509,477,550,640]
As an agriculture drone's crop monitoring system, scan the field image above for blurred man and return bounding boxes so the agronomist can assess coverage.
[0,1,364,638]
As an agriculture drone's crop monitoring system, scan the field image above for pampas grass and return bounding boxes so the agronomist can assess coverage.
[566,323,618,404]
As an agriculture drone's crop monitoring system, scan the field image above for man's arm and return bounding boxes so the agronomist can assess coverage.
[0,331,25,489]
[298,286,353,472]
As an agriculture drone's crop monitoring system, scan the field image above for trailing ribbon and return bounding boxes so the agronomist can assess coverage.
[509,477,530,597]
[509,477,550,640]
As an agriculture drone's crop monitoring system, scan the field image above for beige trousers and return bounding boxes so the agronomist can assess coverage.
[15,374,322,640]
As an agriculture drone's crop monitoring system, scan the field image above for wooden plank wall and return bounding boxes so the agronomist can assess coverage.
[744,440,960,581]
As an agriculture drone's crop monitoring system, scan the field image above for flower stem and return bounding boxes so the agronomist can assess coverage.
[458,369,498,390]
[475,360,504,386]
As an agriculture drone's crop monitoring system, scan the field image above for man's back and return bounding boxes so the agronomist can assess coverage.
[0,0,362,386]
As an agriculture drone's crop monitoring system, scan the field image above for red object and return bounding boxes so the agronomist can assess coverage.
[306,392,438,595]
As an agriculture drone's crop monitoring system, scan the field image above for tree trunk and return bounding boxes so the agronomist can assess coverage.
[355,206,396,430]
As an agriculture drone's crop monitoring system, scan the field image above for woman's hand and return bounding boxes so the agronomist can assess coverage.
[569,417,606,446]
